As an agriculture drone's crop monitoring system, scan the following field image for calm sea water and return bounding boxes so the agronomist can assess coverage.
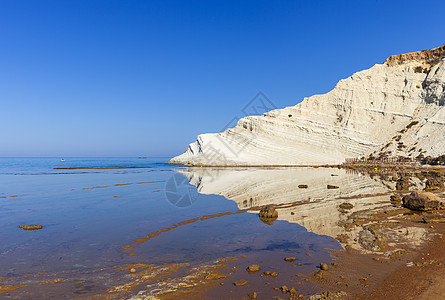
[0,157,355,297]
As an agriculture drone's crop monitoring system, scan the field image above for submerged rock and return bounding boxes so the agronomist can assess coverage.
[19,225,43,231]
[233,279,248,286]
[284,257,296,262]
[246,264,260,273]
[402,191,442,211]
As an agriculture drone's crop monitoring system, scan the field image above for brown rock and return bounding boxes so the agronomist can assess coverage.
[270,271,278,277]
[233,279,248,286]
[284,257,296,262]
[259,207,278,225]
[246,264,260,273]
[263,271,271,276]
[339,203,353,210]
[280,285,289,293]
[390,193,402,205]
[130,268,136,273]
[423,214,445,223]
[402,191,442,211]
[327,185,339,189]
[298,185,308,188]
[289,287,297,294]
[320,263,329,271]
[19,225,43,231]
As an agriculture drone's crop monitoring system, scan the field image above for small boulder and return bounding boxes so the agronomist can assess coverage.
[280,285,289,293]
[233,279,248,286]
[339,203,353,210]
[246,264,260,273]
[327,185,339,189]
[390,193,402,205]
[259,207,278,225]
[320,263,329,271]
[402,191,442,211]
[130,268,136,273]
[298,184,308,188]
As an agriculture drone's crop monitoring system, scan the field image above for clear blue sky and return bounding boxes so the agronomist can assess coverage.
[0,0,443,157]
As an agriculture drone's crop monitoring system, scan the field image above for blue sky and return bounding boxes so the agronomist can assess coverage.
[0,0,444,157]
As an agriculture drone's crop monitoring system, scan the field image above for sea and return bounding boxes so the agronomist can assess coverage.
[0,157,389,298]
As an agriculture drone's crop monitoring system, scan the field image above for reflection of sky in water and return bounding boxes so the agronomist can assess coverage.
[0,158,341,279]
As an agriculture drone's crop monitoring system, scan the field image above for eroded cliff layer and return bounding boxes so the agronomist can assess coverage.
[171,44,445,166]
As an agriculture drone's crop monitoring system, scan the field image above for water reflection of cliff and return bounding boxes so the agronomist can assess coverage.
[178,167,393,240]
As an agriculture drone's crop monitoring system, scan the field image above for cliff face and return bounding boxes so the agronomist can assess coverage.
[171,44,445,166]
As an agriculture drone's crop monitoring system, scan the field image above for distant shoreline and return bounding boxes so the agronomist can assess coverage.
[54,166,152,170]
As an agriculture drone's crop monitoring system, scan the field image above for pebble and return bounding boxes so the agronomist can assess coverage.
[130,268,136,273]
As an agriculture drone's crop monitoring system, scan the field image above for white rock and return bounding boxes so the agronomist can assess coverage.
[171,45,445,166]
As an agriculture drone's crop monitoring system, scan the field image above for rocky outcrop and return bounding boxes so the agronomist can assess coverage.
[385,44,445,66]
[171,44,445,166]
[402,191,442,211]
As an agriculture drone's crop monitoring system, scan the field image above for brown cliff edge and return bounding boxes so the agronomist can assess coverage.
[385,43,445,65]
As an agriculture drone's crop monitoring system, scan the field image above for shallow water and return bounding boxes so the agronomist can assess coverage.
[0,158,391,298]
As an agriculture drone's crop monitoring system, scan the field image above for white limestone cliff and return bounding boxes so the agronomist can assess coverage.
[171,44,445,166]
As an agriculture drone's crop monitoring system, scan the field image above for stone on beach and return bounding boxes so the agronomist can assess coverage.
[402,191,442,211]
[320,263,329,271]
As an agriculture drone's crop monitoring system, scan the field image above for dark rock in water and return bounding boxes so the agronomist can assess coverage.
[259,207,278,225]
[280,285,289,293]
[298,184,308,188]
[19,225,43,231]
[396,176,411,190]
[320,263,329,271]
[284,257,296,262]
[327,185,339,189]
[402,191,442,211]
[423,214,445,223]
[246,264,260,273]
[233,279,247,286]
[390,193,402,205]
[339,203,353,210]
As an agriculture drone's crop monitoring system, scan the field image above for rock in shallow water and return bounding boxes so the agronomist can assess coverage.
[19,225,43,231]
[402,191,442,211]
[246,264,260,273]
[258,207,278,225]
